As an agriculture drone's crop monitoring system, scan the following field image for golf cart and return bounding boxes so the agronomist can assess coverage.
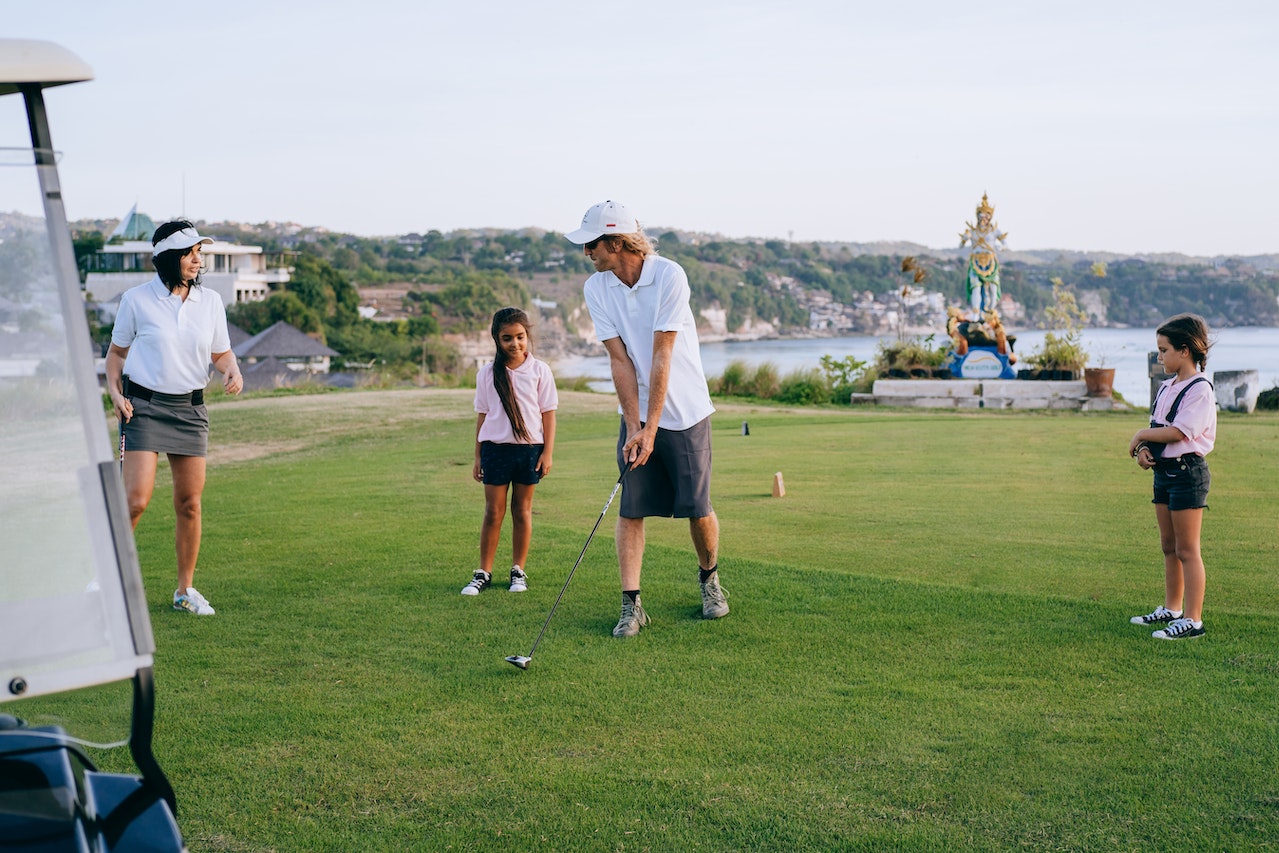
[0,39,184,851]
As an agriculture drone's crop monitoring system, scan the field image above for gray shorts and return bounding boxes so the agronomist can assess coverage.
[616,416,713,519]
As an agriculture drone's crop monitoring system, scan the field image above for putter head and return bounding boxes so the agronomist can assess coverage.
[505,655,531,670]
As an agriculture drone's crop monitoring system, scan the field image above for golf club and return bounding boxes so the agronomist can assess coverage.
[505,467,628,670]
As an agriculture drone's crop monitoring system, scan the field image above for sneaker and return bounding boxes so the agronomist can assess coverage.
[1153,617,1205,640]
[460,571,491,596]
[612,596,650,638]
[700,571,730,619]
[173,587,215,616]
[1131,605,1182,625]
[509,568,528,593]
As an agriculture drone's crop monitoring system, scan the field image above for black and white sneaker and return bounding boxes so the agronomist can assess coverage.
[1130,605,1182,625]
[1153,617,1205,640]
[460,571,491,596]
[509,568,528,593]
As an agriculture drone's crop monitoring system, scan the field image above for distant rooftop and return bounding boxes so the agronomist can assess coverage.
[107,204,155,243]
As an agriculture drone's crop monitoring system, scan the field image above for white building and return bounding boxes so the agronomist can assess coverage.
[83,206,292,320]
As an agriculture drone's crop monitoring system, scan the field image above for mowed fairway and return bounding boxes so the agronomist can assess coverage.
[91,391,1279,850]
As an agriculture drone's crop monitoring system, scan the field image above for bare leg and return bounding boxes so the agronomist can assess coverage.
[121,450,159,530]
[1154,503,1184,612]
[168,454,206,592]
[689,511,719,571]
[510,483,536,570]
[479,484,509,574]
[616,516,646,591]
[1170,507,1206,621]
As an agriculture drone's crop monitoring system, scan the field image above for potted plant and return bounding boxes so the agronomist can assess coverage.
[1028,279,1088,380]
[1083,358,1116,397]
[872,335,951,379]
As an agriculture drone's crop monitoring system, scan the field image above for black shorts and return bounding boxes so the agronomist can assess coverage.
[479,442,543,486]
[1152,454,1210,511]
[616,416,713,519]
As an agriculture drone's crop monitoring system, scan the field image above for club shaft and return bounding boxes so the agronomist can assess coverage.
[524,471,625,658]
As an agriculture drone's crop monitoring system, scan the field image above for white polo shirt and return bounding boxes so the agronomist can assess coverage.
[111,276,231,393]
[583,254,714,431]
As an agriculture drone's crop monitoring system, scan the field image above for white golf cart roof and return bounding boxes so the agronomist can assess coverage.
[0,38,94,95]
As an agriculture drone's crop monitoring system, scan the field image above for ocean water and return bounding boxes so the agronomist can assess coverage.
[553,326,1279,407]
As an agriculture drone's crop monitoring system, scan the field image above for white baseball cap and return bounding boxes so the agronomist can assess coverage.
[564,200,638,244]
[152,226,214,256]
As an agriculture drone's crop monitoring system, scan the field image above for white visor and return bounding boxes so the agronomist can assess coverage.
[152,227,213,256]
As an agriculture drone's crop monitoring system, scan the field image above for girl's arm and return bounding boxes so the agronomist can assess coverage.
[1130,424,1190,468]
[1128,424,1188,457]
[473,413,486,482]
[537,410,556,476]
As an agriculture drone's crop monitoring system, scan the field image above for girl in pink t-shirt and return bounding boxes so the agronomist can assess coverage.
[1127,313,1217,640]
[461,308,558,596]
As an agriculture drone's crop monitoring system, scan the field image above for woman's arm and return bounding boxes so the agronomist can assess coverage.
[211,350,243,395]
[105,343,133,423]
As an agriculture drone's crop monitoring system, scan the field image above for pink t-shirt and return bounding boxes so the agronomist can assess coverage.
[1152,373,1216,458]
[474,356,558,444]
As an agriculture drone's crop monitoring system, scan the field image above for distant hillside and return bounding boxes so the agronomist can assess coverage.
[33,212,1279,342]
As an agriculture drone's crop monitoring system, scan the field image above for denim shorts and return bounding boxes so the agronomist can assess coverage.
[479,442,544,486]
[616,416,713,519]
[1152,454,1210,511]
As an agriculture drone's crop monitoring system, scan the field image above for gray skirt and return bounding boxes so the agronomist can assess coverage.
[121,394,209,457]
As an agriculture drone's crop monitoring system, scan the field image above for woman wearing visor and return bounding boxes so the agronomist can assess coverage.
[106,220,243,616]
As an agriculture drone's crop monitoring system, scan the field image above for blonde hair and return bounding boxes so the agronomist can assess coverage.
[604,225,657,258]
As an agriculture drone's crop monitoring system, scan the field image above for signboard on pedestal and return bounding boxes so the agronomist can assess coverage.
[951,345,1016,379]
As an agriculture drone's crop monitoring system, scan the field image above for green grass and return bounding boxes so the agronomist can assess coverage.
[29,391,1279,850]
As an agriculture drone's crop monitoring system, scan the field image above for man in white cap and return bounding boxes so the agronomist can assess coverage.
[565,200,729,637]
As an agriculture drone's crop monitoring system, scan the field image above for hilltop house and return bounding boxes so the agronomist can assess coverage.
[233,320,341,391]
[83,205,292,321]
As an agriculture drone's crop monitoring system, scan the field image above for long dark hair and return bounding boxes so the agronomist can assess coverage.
[1157,313,1213,371]
[491,307,533,442]
[152,219,202,293]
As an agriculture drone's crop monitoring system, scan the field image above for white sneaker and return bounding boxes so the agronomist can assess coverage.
[174,587,215,615]
[461,571,491,596]
[1130,605,1182,625]
[509,567,528,593]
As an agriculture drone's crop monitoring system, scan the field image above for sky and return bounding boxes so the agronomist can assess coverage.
[4,0,1277,256]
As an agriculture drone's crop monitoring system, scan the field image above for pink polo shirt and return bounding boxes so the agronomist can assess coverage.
[474,356,558,444]
[1152,373,1217,458]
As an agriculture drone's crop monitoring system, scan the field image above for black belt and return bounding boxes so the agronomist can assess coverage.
[124,377,204,406]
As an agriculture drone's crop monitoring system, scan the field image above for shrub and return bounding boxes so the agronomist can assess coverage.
[820,354,870,399]
[748,362,781,399]
[1257,385,1279,411]
[776,368,831,405]
[714,360,750,396]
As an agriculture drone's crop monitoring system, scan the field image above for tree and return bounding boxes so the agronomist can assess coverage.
[228,291,324,337]
[287,253,359,326]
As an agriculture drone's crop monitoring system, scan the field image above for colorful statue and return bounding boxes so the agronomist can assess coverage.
[959,193,1008,319]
